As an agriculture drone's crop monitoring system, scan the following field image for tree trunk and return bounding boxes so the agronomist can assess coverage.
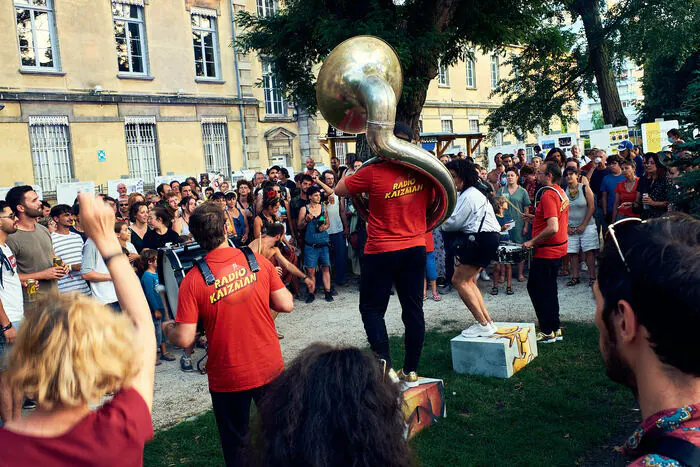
[575,0,628,127]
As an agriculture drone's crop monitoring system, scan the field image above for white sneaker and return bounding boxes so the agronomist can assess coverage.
[461,323,496,338]
[489,322,499,333]
[480,270,491,281]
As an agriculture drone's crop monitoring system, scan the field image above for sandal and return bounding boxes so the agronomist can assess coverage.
[161,352,176,362]
[431,293,441,301]
[423,293,428,301]
[490,287,498,295]
[566,277,581,287]
[518,275,527,282]
[506,286,514,295]
[155,360,162,366]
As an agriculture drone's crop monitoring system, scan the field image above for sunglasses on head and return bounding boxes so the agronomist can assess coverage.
[605,217,646,273]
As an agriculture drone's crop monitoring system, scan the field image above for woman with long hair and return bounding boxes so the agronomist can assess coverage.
[563,166,598,287]
[115,220,139,268]
[142,206,180,250]
[178,195,196,241]
[612,159,639,221]
[128,201,149,253]
[545,147,565,168]
[496,167,531,282]
[441,159,501,337]
[237,179,255,235]
[637,152,671,219]
[0,193,156,465]
[254,343,414,467]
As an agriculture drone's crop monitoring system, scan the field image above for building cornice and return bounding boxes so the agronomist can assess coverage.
[0,91,258,107]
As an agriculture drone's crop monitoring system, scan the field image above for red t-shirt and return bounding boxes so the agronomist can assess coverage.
[176,247,285,392]
[533,185,569,259]
[344,163,433,255]
[425,232,435,253]
[0,388,152,467]
[614,178,639,217]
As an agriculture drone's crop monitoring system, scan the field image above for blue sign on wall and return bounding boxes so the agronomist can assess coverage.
[97,150,106,162]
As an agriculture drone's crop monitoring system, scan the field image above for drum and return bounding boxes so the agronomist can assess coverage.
[157,237,240,316]
[497,243,529,264]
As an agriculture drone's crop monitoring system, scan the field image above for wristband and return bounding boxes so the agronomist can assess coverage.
[1,323,13,333]
[102,252,125,265]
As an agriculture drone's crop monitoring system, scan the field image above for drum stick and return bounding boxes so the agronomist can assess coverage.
[503,197,531,218]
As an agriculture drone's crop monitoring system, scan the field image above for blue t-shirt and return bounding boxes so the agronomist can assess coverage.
[633,154,645,177]
[140,271,164,313]
[496,214,513,243]
[600,173,625,213]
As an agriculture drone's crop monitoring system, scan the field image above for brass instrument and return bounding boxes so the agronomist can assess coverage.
[316,35,457,230]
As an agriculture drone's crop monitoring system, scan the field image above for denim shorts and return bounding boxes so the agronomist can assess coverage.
[0,320,21,369]
[425,251,437,281]
[304,245,330,268]
[153,317,164,346]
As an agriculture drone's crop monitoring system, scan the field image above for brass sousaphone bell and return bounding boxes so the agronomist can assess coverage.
[316,35,457,230]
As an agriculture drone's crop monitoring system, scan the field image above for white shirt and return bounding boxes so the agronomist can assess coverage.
[0,243,24,323]
[80,239,118,305]
[325,193,343,235]
[441,187,501,234]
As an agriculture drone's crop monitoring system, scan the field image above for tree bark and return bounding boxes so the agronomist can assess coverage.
[575,0,628,127]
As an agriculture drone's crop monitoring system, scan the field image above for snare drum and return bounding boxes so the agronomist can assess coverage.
[497,243,529,264]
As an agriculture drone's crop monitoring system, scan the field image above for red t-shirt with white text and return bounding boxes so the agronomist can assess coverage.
[0,388,153,467]
[176,247,285,392]
[533,185,569,259]
[344,163,433,255]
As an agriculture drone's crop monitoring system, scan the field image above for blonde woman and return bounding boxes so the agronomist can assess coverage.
[0,192,156,465]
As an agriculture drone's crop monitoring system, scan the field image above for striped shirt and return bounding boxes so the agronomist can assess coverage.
[51,232,91,295]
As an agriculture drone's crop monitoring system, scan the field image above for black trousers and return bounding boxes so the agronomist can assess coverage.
[210,385,267,467]
[359,246,426,372]
[527,257,562,334]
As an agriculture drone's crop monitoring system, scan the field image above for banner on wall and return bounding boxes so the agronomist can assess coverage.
[537,132,579,157]
[107,178,143,199]
[56,182,95,205]
[486,145,519,170]
[641,120,679,153]
[589,126,630,155]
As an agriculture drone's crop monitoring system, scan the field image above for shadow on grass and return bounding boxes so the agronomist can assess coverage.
[144,322,637,467]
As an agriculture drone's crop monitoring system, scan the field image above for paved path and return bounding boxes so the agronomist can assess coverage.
[151,273,597,429]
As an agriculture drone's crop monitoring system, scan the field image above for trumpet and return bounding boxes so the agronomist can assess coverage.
[316,35,457,230]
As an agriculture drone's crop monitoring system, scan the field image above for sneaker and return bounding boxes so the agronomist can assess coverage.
[22,399,37,410]
[305,293,315,304]
[480,270,491,281]
[330,286,339,296]
[536,331,557,344]
[398,369,420,388]
[461,322,496,338]
[180,355,195,372]
[489,322,499,333]
[324,291,334,302]
[387,367,401,385]
[555,328,563,341]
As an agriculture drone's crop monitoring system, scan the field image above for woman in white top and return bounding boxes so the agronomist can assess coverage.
[442,159,501,338]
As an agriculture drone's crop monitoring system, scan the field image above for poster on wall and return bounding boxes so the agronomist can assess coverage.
[56,182,95,205]
[486,145,519,170]
[641,120,679,153]
[0,185,43,202]
[537,132,579,158]
[107,178,143,199]
[154,175,188,188]
[589,126,630,155]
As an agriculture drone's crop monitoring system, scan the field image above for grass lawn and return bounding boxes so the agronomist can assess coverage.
[144,322,638,466]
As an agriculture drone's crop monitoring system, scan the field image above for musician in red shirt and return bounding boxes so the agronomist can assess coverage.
[523,162,569,344]
[162,203,293,466]
[335,122,433,387]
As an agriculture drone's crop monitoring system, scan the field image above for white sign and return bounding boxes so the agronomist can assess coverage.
[56,182,95,205]
[589,126,630,155]
[0,185,44,202]
[486,145,519,170]
[154,175,188,188]
[107,178,143,199]
[538,132,579,157]
[641,120,679,153]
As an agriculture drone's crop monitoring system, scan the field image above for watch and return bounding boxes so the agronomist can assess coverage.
[1,323,13,333]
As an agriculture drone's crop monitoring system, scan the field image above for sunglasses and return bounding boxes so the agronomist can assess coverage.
[605,217,645,273]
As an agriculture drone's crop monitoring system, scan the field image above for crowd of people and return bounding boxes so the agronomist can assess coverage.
[0,122,697,466]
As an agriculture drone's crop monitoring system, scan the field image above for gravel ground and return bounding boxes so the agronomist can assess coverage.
[151,272,597,429]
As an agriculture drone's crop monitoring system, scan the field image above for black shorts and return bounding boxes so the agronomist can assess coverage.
[454,232,500,268]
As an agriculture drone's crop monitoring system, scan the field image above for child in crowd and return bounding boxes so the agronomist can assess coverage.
[424,231,440,301]
[139,249,175,365]
[492,196,514,296]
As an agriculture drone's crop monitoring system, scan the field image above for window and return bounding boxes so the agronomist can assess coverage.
[493,131,504,146]
[441,118,453,134]
[14,0,61,70]
[334,142,347,165]
[466,57,476,89]
[28,116,73,192]
[437,60,450,87]
[490,55,500,90]
[262,61,285,116]
[112,1,148,74]
[202,120,230,175]
[125,117,159,181]
[469,118,480,132]
[191,10,220,79]
[257,0,277,17]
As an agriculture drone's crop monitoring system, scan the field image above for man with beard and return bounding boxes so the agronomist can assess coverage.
[5,186,69,306]
[595,216,700,464]
[304,157,316,176]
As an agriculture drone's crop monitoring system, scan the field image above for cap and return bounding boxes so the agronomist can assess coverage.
[617,140,634,151]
